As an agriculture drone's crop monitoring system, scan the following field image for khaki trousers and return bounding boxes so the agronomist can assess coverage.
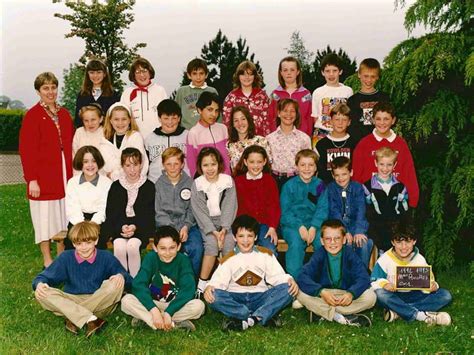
[121,294,205,330]
[297,288,376,321]
[36,280,124,328]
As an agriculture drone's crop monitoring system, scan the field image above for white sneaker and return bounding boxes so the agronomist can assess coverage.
[383,309,400,322]
[292,299,304,309]
[424,312,451,326]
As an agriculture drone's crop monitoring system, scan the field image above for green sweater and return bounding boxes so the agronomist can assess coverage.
[132,252,195,316]
[175,85,218,129]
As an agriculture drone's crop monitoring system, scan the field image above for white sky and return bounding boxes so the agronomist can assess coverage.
[1,0,424,107]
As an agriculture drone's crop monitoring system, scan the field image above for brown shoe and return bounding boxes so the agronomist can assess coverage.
[85,318,106,338]
[65,319,79,335]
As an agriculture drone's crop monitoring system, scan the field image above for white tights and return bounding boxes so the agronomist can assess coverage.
[113,238,142,277]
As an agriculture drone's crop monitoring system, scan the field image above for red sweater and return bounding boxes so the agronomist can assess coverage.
[352,132,419,207]
[19,103,74,200]
[234,173,281,228]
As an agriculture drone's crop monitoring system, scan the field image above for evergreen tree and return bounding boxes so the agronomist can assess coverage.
[177,30,264,99]
[54,0,146,90]
[307,45,357,92]
[285,31,314,89]
[60,63,85,114]
[382,0,474,268]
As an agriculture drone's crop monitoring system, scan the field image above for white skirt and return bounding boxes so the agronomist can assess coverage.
[29,152,68,244]
[30,198,67,244]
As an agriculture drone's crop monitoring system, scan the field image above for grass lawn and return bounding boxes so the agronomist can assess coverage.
[0,184,472,354]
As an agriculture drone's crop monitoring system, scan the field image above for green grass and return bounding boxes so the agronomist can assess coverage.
[0,184,472,353]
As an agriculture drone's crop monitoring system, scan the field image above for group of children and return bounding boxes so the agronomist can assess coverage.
[31,54,452,336]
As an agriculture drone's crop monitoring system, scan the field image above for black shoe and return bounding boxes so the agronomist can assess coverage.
[222,318,244,331]
[309,311,323,323]
[195,289,204,300]
[344,313,372,327]
[265,315,283,328]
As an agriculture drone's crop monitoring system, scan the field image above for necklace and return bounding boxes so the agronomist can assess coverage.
[330,136,348,149]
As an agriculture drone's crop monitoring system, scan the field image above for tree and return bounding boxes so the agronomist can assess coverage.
[59,63,85,115]
[177,30,264,99]
[284,32,357,92]
[8,100,26,110]
[54,0,146,90]
[381,0,474,268]
[307,45,357,92]
[0,96,10,109]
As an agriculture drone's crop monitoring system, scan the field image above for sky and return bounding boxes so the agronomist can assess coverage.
[1,0,425,108]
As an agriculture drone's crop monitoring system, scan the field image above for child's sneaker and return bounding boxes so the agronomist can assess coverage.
[292,299,304,309]
[309,311,323,323]
[174,320,196,332]
[222,318,245,331]
[424,312,451,326]
[195,289,204,300]
[383,309,400,322]
[344,313,372,327]
[264,315,283,328]
[131,317,143,328]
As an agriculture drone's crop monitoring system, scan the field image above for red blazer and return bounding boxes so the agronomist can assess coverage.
[234,173,281,228]
[19,103,74,200]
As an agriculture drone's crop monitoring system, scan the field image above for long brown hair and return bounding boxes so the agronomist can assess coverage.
[228,106,256,143]
[80,59,114,97]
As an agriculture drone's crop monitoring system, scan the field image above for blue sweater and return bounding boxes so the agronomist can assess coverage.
[32,250,132,294]
[327,180,368,235]
[296,246,370,298]
[280,175,328,230]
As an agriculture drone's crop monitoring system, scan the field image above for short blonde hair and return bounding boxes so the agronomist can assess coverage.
[162,147,185,164]
[375,146,398,162]
[295,149,318,165]
[69,221,100,244]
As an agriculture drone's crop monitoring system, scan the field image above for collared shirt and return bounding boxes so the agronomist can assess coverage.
[246,172,263,180]
[373,129,397,143]
[75,249,97,264]
[266,127,311,174]
[189,83,208,89]
[79,173,100,186]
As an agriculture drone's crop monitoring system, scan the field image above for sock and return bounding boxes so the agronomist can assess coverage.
[333,312,346,324]
[87,315,97,323]
[197,279,208,292]
[415,311,428,322]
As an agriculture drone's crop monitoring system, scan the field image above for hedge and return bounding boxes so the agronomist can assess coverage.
[0,109,25,151]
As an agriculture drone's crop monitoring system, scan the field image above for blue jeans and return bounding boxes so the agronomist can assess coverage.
[282,226,322,278]
[209,283,293,325]
[375,288,452,321]
[348,238,373,268]
[257,224,278,256]
[181,225,204,277]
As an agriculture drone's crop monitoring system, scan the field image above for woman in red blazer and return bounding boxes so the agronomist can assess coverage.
[19,72,74,268]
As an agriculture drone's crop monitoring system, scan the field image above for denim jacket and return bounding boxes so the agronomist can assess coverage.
[327,180,368,235]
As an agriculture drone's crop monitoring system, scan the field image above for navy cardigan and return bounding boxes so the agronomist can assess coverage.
[296,245,370,299]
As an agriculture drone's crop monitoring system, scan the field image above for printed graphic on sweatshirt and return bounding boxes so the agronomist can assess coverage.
[325,147,352,170]
[360,101,379,126]
[149,273,177,302]
[320,97,348,129]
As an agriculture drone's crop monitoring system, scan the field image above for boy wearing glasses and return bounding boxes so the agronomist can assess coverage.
[296,219,376,327]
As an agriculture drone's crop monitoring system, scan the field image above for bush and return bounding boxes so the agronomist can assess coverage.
[0,109,25,151]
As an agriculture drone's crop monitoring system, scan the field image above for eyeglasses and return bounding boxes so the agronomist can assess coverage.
[135,69,149,75]
[323,236,342,243]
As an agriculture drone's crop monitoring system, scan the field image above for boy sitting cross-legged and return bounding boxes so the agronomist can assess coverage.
[371,221,452,326]
[121,226,205,331]
[204,215,298,331]
[296,219,376,327]
[32,221,132,337]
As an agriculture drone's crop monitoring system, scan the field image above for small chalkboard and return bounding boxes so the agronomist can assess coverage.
[395,266,431,290]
